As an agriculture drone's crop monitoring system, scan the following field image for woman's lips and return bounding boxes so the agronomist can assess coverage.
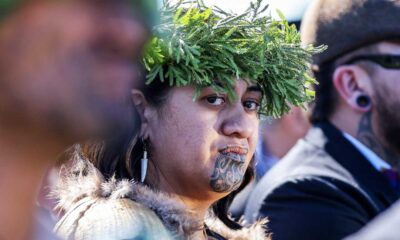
[220,146,248,155]
[218,146,248,163]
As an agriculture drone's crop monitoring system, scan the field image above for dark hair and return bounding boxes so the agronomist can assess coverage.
[310,62,337,123]
[80,76,253,230]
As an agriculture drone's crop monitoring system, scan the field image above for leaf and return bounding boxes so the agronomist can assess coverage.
[141,0,324,117]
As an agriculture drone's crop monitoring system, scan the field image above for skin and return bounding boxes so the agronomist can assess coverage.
[330,41,400,169]
[0,0,148,141]
[260,106,310,159]
[0,1,149,239]
[133,80,261,238]
[210,152,247,192]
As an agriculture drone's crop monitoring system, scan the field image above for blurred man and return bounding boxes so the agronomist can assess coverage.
[230,106,310,218]
[245,0,400,239]
[255,107,310,178]
[0,0,153,239]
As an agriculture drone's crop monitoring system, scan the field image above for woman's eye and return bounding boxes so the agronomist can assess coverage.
[206,96,226,106]
[243,100,260,111]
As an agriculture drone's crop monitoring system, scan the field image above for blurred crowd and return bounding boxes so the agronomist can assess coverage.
[1,0,400,240]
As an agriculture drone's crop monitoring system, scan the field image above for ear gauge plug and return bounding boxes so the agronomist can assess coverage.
[356,95,371,108]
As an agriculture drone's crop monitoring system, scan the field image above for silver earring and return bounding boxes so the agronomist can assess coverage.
[140,137,148,183]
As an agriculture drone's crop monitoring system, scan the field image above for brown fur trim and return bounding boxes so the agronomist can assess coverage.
[53,147,269,239]
[206,216,270,240]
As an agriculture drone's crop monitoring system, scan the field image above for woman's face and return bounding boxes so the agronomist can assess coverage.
[146,80,261,199]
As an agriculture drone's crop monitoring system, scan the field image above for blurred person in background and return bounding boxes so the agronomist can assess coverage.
[229,106,310,219]
[251,0,312,180]
[255,106,310,178]
[245,0,400,239]
[0,0,153,239]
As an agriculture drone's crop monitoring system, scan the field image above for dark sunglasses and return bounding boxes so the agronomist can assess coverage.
[344,55,400,69]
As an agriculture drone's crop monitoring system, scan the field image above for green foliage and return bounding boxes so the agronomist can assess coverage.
[143,0,325,117]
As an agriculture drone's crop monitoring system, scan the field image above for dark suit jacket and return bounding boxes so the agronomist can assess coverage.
[244,122,399,240]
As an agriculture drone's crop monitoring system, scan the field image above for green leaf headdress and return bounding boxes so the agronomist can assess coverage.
[143,0,325,117]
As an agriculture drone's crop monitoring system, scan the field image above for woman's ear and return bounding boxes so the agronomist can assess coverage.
[131,89,152,138]
[333,65,372,113]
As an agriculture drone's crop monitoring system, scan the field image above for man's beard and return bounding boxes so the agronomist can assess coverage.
[375,90,400,155]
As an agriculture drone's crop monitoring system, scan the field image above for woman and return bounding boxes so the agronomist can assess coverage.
[53,1,321,239]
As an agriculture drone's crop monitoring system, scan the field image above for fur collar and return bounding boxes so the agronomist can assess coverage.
[54,154,270,240]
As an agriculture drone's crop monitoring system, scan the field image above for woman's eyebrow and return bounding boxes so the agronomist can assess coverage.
[247,85,263,94]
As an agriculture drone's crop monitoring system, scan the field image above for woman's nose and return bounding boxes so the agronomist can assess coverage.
[220,105,256,139]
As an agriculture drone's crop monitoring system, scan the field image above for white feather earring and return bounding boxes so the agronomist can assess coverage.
[140,137,148,183]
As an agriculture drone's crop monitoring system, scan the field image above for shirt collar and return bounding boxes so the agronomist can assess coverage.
[343,132,391,171]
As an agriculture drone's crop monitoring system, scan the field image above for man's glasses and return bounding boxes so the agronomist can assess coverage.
[344,55,400,69]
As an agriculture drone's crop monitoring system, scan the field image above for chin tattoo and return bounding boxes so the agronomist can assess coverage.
[209,153,246,193]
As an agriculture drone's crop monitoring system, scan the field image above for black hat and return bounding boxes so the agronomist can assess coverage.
[301,0,400,67]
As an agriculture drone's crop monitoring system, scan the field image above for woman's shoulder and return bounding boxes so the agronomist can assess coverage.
[52,156,270,240]
[55,196,172,239]
[53,158,172,240]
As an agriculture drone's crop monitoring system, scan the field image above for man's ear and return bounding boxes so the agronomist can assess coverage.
[131,89,153,138]
[333,65,372,113]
